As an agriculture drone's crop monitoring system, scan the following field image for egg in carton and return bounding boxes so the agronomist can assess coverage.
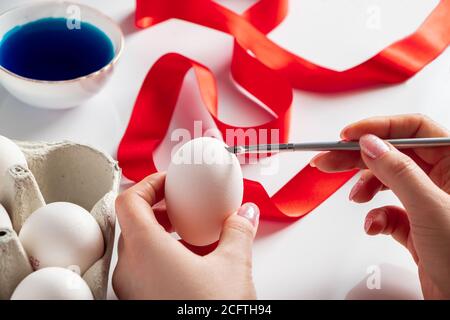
[0,139,120,300]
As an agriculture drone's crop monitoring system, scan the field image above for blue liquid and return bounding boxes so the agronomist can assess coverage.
[0,17,115,81]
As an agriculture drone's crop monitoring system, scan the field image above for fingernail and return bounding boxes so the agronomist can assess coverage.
[349,177,364,201]
[364,216,373,233]
[237,203,260,226]
[309,152,325,168]
[359,134,389,159]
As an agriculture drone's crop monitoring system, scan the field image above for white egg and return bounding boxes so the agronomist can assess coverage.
[0,135,27,175]
[0,135,28,198]
[0,203,12,229]
[165,137,243,246]
[19,202,104,274]
[11,267,94,300]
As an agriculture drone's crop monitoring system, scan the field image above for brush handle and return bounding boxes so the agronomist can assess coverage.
[228,137,450,154]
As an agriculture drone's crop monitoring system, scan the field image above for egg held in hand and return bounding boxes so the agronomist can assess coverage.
[19,202,104,274]
[10,267,94,300]
[165,137,244,246]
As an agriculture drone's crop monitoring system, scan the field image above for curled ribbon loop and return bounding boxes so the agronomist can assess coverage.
[118,0,449,220]
[135,0,450,91]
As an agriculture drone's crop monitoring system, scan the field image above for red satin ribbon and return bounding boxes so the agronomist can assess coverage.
[118,0,450,221]
[135,0,450,92]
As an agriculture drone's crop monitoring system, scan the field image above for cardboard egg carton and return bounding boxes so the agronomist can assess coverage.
[0,140,121,300]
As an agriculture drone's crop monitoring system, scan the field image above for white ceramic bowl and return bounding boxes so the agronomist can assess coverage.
[0,1,124,109]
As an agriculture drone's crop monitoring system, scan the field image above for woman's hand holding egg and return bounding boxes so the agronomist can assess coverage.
[113,138,260,299]
[113,172,260,299]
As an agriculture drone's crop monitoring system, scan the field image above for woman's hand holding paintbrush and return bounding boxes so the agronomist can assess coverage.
[310,114,450,299]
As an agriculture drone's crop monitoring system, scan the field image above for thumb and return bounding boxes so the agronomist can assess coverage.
[214,203,260,263]
[359,134,446,217]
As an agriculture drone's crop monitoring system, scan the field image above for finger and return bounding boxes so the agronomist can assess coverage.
[213,203,259,264]
[310,151,365,172]
[401,149,433,174]
[118,233,124,253]
[115,172,167,238]
[152,199,166,211]
[152,200,173,232]
[341,114,450,165]
[311,148,432,175]
[341,114,449,140]
[359,134,447,219]
[364,206,418,262]
[365,206,410,244]
[349,170,384,203]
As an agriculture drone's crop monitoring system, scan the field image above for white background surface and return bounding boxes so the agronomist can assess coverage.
[1,0,449,299]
